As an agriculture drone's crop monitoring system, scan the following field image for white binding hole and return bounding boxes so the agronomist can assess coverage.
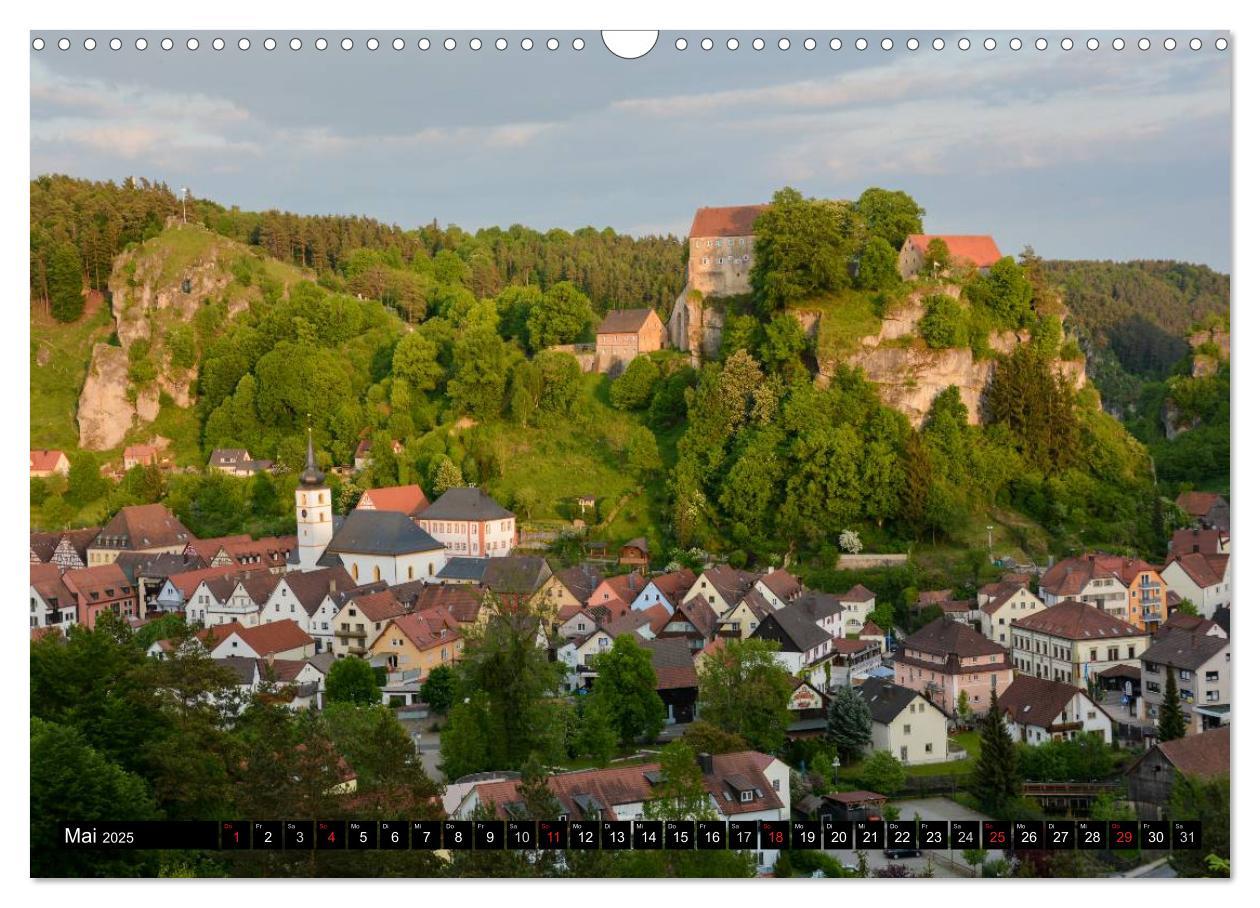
[57,37,70,51]
[497,38,508,51]
[521,37,534,50]
[393,38,405,51]
[676,38,688,50]
[1138,37,1151,51]
[470,38,483,51]
[701,37,713,51]
[1087,38,1099,51]
[1112,37,1125,50]
[547,37,559,50]
[1189,38,1202,51]
[187,38,199,51]
[161,37,174,51]
[263,37,276,51]
[84,37,97,51]
[1215,37,1228,51]
[958,37,971,51]
[418,38,431,51]
[1164,38,1176,51]
[289,38,301,51]
[856,38,868,51]
[136,37,148,50]
[573,37,584,50]
[803,37,816,50]
[752,37,764,51]
[1009,38,1022,51]
[237,38,249,51]
[780,38,791,51]
[932,38,945,51]
[1060,37,1073,51]
[213,38,225,51]
[907,38,919,51]
[444,38,456,51]
[366,37,379,51]
[340,38,352,51]
[983,37,996,51]
[314,38,327,51]
[1035,37,1048,50]
[110,38,122,51]
[726,38,738,50]
[31,37,44,51]
[881,38,893,51]
[829,38,841,50]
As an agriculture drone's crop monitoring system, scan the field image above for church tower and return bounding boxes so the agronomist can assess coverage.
[295,428,333,571]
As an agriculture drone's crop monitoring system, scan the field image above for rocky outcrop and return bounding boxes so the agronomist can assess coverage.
[76,225,296,450]
[668,289,725,363]
[77,344,160,450]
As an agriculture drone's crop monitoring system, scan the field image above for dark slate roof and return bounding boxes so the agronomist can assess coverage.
[855,679,941,725]
[1211,606,1231,636]
[114,551,204,584]
[326,509,443,556]
[436,557,491,583]
[281,566,356,614]
[215,656,260,686]
[482,556,553,595]
[758,602,831,653]
[419,487,513,522]
[642,637,699,690]
[1142,628,1229,671]
[904,615,1007,657]
[996,675,1086,729]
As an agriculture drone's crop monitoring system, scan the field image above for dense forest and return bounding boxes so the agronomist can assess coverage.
[30,176,1225,564]
[30,174,684,321]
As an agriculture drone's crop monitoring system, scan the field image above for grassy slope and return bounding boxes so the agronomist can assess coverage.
[30,298,113,452]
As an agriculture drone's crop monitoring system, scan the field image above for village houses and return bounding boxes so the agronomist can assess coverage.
[414,486,517,559]
[894,616,1014,716]
[854,679,951,766]
[978,580,1047,646]
[86,503,193,566]
[1140,627,1231,734]
[30,448,70,478]
[896,234,1002,281]
[996,674,1113,745]
[1161,551,1231,615]
[1011,600,1151,689]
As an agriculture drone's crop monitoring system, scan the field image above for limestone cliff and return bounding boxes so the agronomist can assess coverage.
[76,224,308,450]
[810,289,1087,428]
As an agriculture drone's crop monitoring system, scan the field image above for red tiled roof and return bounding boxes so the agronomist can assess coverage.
[1157,612,1223,638]
[345,589,406,623]
[997,674,1090,730]
[359,484,430,516]
[30,449,67,472]
[831,637,879,655]
[646,569,698,608]
[903,234,1002,269]
[758,569,802,602]
[980,581,1028,615]
[1164,552,1229,590]
[1013,600,1145,640]
[473,750,780,820]
[860,621,883,637]
[1169,528,1227,558]
[95,504,192,551]
[839,584,876,603]
[689,205,769,238]
[385,608,461,654]
[1176,491,1225,519]
[185,535,252,562]
[61,563,134,602]
[1151,727,1229,778]
[167,564,259,599]
[642,603,672,636]
[597,309,658,335]
[201,619,313,656]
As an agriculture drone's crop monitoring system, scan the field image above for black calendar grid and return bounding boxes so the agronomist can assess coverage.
[58,819,1202,851]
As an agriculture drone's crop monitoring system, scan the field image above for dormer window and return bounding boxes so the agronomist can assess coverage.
[740,791,753,803]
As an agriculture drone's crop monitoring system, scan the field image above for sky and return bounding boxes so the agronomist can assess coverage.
[30,31,1232,270]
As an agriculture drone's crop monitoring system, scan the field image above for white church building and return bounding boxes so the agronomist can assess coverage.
[288,431,447,583]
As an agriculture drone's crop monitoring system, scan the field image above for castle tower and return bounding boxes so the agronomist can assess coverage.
[295,428,333,571]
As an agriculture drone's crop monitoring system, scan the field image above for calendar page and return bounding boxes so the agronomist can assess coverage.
[25,10,1232,888]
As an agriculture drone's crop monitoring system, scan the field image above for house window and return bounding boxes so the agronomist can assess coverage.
[903,724,911,734]
[772,779,780,791]
[739,791,753,803]
[925,743,933,753]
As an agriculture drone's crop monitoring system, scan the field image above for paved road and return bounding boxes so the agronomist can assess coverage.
[824,797,1001,878]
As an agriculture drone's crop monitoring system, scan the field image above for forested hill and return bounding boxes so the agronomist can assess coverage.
[30,174,685,321]
[1042,259,1230,379]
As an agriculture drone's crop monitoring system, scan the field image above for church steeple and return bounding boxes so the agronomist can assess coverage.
[300,424,326,488]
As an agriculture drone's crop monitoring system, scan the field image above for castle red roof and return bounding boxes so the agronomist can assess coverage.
[903,234,1002,269]
[689,204,770,238]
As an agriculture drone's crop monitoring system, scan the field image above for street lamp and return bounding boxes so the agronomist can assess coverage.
[179,187,189,224]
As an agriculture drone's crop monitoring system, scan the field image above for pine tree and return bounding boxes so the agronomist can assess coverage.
[971,688,1020,815]
[1158,663,1187,742]
[47,241,84,322]
[825,684,873,763]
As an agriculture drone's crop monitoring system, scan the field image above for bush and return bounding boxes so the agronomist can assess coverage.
[610,356,660,410]
[919,294,967,349]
